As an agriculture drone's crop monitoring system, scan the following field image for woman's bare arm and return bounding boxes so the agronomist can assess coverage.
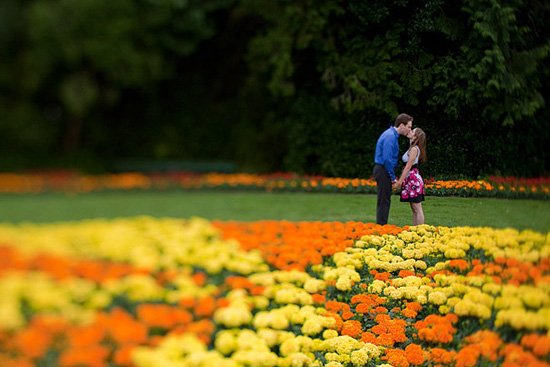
[393,147,419,190]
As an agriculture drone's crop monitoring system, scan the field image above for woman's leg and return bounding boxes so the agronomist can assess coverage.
[410,202,424,225]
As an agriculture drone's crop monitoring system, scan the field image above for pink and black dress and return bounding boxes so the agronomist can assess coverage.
[400,146,425,203]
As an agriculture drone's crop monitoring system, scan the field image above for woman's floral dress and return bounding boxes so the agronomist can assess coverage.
[400,146,425,203]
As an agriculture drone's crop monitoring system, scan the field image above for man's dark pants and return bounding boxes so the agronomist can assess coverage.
[373,164,391,225]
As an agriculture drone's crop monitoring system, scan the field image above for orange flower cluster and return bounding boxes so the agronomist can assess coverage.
[383,343,426,367]
[2,316,66,367]
[136,304,193,329]
[1,218,549,367]
[465,257,550,285]
[429,347,456,365]
[62,308,148,367]
[213,220,402,271]
[401,301,423,319]
[362,314,408,347]
[341,320,363,339]
[317,177,376,190]
[326,300,353,318]
[0,246,149,283]
[521,333,550,358]
[500,343,550,367]
[447,259,470,272]
[324,301,353,336]
[0,297,221,367]
[373,270,393,282]
[0,172,154,194]
[1,172,548,198]
[1,309,148,367]
[351,293,387,315]
[426,179,495,192]
[202,173,267,189]
[414,314,458,344]
[453,330,550,367]
[224,275,265,296]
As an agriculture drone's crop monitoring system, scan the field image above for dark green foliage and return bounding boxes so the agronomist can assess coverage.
[240,0,550,177]
[0,0,548,177]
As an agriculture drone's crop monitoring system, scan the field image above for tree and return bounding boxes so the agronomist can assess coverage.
[239,0,550,176]
[6,0,231,156]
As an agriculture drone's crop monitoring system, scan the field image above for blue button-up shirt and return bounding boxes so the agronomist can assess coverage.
[374,126,399,180]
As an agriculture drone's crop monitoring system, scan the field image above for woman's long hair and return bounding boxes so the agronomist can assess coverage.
[411,128,427,165]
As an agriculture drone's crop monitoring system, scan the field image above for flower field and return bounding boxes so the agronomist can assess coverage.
[0,217,549,367]
[1,172,549,199]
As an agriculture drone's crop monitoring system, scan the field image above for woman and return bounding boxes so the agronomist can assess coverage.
[393,128,427,225]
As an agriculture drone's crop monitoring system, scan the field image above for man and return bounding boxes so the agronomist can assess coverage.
[373,113,413,225]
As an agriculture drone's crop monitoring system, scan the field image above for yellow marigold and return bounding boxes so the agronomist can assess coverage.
[286,352,312,367]
[302,315,331,336]
[280,338,301,357]
[215,330,237,355]
[454,300,475,317]
[258,328,279,348]
[304,278,326,294]
[429,291,448,305]
[415,260,427,270]
[335,275,353,291]
[323,330,339,339]
[350,348,369,366]
[494,296,523,310]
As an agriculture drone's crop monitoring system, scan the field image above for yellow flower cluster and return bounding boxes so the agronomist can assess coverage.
[426,272,550,328]
[1,216,549,367]
[383,276,430,304]
[214,289,254,328]
[322,224,550,332]
[355,243,427,272]
[321,336,381,366]
[133,333,239,367]
[214,328,324,367]
[140,318,384,367]
[0,267,219,330]
[0,272,105,329]
[359,225,550,264]
[250,270,327,304]
[322,266,361,292]
[0,217,270,274]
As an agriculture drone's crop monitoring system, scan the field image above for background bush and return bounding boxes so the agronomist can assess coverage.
[0,0,548,178]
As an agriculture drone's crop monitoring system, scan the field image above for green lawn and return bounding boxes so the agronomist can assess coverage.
[0,191,548,232]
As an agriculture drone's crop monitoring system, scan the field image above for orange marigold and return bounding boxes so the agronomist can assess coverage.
[341,320,362,339]
[376,333,396,347]
[194,296,216,317]
[430,347,455,364]
[383,348,410,367]
[448,259,469,271]
[402,308,418,319]
[342,311,355,321]
[533,336,550,357]
[406,302,423,312]
[356,303,372,314]
[361,332,376,344]
[399,270,416,278]
[312,294,326,305]
[405,344,425,365]
[375,272,391,281]
[455,345,481,367]
[371,324,388,335]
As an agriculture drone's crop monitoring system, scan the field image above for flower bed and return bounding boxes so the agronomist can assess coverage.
[0,172,549,199]
[0,217,549,367]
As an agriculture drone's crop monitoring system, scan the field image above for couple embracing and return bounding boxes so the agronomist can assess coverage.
[373,113,427,226]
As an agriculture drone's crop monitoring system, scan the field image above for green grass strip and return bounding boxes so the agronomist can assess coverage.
[0,191,548,232]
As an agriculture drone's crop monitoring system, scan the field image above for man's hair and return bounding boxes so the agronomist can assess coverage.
[394,113,413,127]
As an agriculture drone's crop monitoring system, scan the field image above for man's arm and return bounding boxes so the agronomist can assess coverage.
[382,136,397,181]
